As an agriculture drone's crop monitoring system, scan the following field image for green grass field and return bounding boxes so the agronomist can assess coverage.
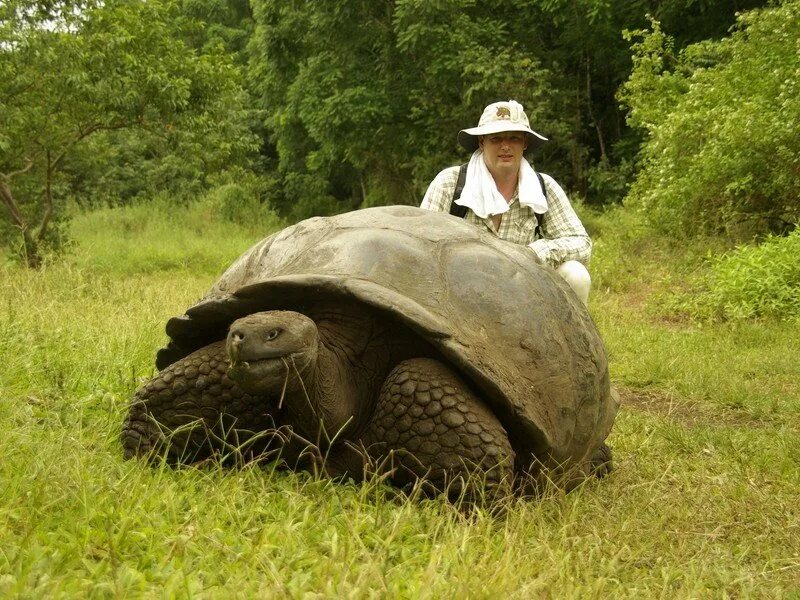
[1,203,798,597]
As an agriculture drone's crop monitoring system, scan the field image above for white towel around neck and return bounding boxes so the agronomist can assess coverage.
[454,150,548,219]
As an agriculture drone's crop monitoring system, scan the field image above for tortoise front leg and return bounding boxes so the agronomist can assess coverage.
[122,341,280,464]
[360,358,515,499]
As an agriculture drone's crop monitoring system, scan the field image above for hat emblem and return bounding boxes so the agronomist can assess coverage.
[496,106,511,119]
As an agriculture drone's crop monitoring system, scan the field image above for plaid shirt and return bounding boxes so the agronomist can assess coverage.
[420,166,591,267]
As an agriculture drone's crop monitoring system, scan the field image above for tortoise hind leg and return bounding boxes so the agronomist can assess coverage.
[122,340,279,464]
[590,443,613,478]
[360,358,515,499]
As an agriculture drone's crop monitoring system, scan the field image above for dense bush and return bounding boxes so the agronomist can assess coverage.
[620,1,800,239]
[199,174,282,227]
[664,229,800,321]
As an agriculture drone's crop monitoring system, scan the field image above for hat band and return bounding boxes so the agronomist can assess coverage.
[460,121,547,140]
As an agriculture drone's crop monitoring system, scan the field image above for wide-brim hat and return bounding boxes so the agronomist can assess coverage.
[458,100,548,153]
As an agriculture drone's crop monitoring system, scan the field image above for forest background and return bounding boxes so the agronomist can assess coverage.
[2,0,798,284]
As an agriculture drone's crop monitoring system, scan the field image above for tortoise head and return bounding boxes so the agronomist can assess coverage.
[226,310,319,395]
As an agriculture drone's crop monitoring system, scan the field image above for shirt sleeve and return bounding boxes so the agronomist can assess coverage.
[526,174,592,267]
[420,167,460,212]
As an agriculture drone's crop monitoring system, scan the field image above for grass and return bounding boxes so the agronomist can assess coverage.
[1,202,799,597]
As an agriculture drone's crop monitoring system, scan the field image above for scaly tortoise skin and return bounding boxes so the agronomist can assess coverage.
[123,206,618,496]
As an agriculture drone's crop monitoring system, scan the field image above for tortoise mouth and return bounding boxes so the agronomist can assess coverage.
[227,352,311,394]
[228,356,287,382]
[227,335,294,365]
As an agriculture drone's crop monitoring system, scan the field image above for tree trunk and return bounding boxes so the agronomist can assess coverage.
[585,56,607,163]
[22,229,43,269]
[37,150,55,246]
[1,160,43,268]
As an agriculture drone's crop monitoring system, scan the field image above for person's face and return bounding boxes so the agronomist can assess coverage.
[479,131,528,178]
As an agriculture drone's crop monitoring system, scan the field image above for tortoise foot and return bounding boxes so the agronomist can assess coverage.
[590,442,613,478]
[361,358,515,499]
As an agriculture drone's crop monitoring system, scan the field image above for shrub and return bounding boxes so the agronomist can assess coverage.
[665,229,800,321]
[201,183,263,226]
[619,1,800,239]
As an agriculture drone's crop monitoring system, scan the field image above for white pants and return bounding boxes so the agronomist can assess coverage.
[556,260,591,306]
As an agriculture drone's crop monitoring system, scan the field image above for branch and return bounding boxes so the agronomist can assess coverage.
[0,155,35,232]
[78,116,145,140]
[0,158,34,183]
[0,177,28,230]
[1,80,40,104]
[1,115,145,242]
[49,118,142,171]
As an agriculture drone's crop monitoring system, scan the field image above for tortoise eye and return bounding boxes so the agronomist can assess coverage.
[265,328,281,341]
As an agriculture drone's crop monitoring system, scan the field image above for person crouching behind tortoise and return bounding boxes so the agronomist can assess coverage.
[420,100,592,305]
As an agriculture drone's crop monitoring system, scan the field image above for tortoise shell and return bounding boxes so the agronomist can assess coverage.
[156,205,617,468]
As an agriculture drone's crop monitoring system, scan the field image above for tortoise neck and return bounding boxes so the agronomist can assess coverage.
[281,340,364,446]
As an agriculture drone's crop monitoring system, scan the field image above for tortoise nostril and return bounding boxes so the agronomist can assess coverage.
[231,331,245,344]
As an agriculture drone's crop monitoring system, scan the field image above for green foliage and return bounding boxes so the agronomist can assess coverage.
[4,0,774,240]
[63,102,260,209]
[180,0,253,58]
[620,1,800,238]
[586,200,800,323]
[0,0,258,265]
[663,229,800,322]
[200,176,278,227]
[586,155,636,205]
[244,0,771,221]
[247,0,575,221]
[618,18,689,133]
[392,1,564,184]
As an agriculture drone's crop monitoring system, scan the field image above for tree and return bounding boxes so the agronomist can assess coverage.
[0,0,256,266]
[524,0,768,201]
[619,1,800,238]
[248,0,565,221]
[246,0,771,221]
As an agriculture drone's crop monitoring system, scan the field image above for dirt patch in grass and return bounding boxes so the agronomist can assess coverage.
[616,386,779,429]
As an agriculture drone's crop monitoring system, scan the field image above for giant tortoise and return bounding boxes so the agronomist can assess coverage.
[122,205,618,496]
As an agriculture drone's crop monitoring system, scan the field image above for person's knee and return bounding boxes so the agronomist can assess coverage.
[556,260,591,305]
